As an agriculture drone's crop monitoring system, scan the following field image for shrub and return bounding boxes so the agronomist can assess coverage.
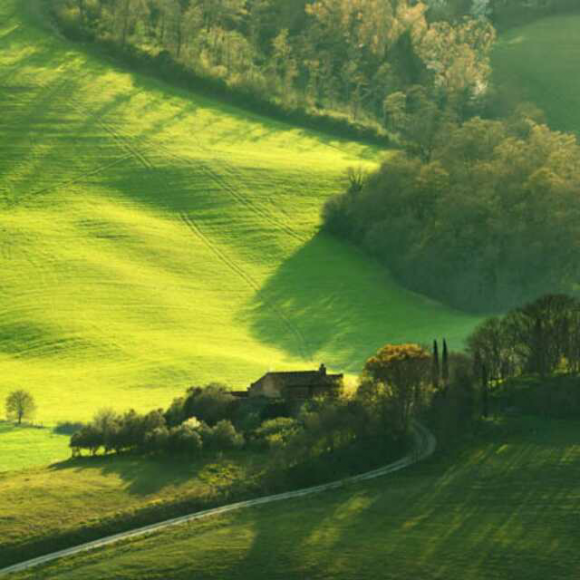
[182,385,237,426]
[168,424,203,456]
[253,417,301,449]
[201,420,244,451]
[70,424,104,456]
[144,426,170,453]
[164,397,186,428]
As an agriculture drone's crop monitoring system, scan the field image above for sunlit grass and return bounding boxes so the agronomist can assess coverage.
[0,422,69,472]
[12,417,580,579]
[0,0,480,470]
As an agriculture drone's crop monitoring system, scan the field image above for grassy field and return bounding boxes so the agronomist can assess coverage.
[0,421,69,472]
[0,448,265,568]
[0,0,481,470]
[9,416,579,579]
[493,14,580,134]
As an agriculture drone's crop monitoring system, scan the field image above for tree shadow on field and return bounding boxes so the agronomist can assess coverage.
[0,419,47,433]
[49,454,202,495]
[48,450,255,496]
[126,70,382,163]
[240,232,478,374]
[223,430,580,580]
[209,461,441,580]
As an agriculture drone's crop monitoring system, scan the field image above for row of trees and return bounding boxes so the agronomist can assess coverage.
[70,407,244,457]
[70,385,248,456]
[51,0,495,133]
[69,346,441,465]
[323,107,580,311]
[468,294,580,380]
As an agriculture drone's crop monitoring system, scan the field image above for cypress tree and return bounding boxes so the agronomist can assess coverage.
[442,338,450,386]
[482,363,489,419]
[432,339,440,388]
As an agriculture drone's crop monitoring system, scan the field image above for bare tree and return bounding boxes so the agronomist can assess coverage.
[5,390,36,425]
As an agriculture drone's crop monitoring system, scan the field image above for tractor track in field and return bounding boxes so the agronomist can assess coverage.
[201,160,309,244]
[15,153,136,206]
[1,79,147,207]
[0,422,436,578]
[67,94,314,362]
[179,210,311,362]
[3,76,313,359]
[64,92,155,172]
[158,144,310,245]
[32,78,309,249]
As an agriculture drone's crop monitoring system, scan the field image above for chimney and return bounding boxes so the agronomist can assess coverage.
[319,363,327,376]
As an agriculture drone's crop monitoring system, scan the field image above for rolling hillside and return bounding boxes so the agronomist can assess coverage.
[493,14,580,135]
[0,0,480,471]
[10,417,580,579]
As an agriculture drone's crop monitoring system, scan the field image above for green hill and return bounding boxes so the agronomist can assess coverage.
[10,417,580,579]
[0,0,480,471]
[493,14,580,134]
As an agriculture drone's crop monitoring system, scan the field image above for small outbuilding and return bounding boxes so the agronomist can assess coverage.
[248,364,343,400]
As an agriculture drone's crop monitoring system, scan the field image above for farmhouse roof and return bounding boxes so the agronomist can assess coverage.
[253,365,343,388]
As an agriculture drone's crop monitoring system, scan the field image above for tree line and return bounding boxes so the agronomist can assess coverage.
[468,293,580,380]
[466,293,580,418]
[66,338,487,477]
[323,105,580,311]
[69,377,407,473]
[50,0,495,137]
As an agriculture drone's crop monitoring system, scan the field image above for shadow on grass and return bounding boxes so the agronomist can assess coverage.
[240,232,480,374]
[0,420,47,434]
[48,454,198,495]
[224,421,580,580]
[48,450,257,496]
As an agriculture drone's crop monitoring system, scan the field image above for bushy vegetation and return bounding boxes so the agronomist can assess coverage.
[464,294,580,420]
[50,0,495,138]
[469,294,580,380]
[69,350,442,486]
[69,387,246,457]
[324,110,580,311]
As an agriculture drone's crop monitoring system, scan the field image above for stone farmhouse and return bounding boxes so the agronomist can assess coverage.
[244,364,344,400]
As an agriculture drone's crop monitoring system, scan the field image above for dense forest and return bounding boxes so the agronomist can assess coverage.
[51,0,497,134]
[324,110,580,311]
[50,0,578,133]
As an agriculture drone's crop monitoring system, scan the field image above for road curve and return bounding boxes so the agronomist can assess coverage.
[0,421,436,577]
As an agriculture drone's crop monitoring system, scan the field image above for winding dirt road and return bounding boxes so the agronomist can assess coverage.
[0,422,436,577]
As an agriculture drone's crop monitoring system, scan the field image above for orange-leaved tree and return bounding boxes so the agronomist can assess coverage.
[363,343,431,434]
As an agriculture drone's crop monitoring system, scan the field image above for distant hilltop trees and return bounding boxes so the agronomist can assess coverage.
[51,0,495,138]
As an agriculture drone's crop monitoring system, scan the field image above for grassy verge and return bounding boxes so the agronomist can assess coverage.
[0,429,404,568]
[0,450,263,567]
[12,416,580,579]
